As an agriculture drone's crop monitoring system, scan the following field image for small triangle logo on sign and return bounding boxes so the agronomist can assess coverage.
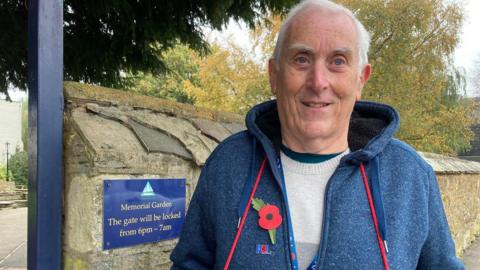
[141,181,155,197]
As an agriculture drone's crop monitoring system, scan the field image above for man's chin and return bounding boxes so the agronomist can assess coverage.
[297,126,333,141]
[299,123,348,141]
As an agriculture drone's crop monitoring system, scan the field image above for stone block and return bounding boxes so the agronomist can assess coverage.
[191,118,232,142]
[126,109,217,166]
[128,119,193,160]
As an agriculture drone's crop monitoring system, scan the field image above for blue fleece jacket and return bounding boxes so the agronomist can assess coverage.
[170,100,464,270]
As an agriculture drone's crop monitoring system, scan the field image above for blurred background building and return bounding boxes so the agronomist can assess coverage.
[0,99,23,165]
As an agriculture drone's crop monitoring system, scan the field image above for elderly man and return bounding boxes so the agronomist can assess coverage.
[171,0,464,269]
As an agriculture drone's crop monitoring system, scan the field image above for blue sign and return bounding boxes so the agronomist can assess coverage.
[103,179,186,250]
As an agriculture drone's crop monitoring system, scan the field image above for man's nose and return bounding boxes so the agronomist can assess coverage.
[309,62,329,92]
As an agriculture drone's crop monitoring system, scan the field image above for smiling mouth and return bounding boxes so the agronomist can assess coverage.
[302,102,330,108]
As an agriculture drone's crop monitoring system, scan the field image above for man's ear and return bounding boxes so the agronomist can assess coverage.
[268,58,277,95]
[356,64,371,100]
[360,64,371,85]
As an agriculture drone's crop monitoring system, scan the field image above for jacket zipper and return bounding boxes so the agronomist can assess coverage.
[273,156,296,270]
[282,196,294,269]
[315,173,333,270]
[315,165,349,270]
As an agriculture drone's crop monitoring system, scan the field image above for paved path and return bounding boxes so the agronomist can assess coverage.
[463,236,480,270]
[0,207,27,270]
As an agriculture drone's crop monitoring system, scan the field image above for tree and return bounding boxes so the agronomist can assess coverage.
[9,148,28,187]
[337,0,473,154]
[439,67,477,153]
[0,0,297,100]
[177,14,282,113]
[471,55,480,96]
[129,15,283,113]
[184,42,272,113]
[0,163,9,181]
[126,43,200,104]
[441,67,466,107]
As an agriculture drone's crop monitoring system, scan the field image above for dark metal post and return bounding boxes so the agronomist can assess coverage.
[27,0,63,269]
[5,142,9,181]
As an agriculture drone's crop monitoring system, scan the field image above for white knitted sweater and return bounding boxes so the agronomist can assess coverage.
[281,149,349,269]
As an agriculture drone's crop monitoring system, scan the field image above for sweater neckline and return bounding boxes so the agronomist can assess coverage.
[280,144,343,164]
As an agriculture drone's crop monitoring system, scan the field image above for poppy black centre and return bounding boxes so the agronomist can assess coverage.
[266,213,273,220]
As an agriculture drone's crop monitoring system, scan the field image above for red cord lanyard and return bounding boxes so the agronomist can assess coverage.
[224,159,389,270]
[360,163,390,270]
[224,157,268,270]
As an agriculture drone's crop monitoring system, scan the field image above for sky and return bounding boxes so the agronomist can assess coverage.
[4,0,480,101]
[453,0,480,96]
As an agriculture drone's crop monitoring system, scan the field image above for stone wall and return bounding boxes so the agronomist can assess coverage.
[63,82,244,270]
[420,153,480,257]
[63,82,480,269]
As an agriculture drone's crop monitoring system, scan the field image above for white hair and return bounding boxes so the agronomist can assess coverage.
[272,0,371,71]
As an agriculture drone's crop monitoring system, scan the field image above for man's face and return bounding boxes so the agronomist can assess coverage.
[269,9,371,153]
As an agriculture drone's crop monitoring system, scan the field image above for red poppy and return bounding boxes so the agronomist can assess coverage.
[258,204,282,230]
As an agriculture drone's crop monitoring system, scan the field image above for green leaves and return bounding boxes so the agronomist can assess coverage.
[252,198,265,211]
[6,149,27,186]
[126,43,199,104]
[268,228,276,245]
[0,0,297,96]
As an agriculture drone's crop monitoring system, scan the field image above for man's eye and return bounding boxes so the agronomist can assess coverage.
[333,58,346,65]
[295,56,309,64]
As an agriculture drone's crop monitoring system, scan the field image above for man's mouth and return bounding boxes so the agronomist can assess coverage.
[302,102,330,108]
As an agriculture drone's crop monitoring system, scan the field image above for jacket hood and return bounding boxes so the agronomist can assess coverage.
[245,100,400,165]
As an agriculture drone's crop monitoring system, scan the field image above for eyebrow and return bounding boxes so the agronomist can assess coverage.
[286,44,354,57]
[332,47,353,57]
[286,43,315,54]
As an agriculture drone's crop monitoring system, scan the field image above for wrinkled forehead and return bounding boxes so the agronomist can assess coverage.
[283,8,359,55]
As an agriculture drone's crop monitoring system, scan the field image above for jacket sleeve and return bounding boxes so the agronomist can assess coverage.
[170,164,216,269]
[416,168,465,270]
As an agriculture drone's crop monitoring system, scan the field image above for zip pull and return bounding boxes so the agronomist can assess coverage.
[383,240,389,254]
[237,218,241,229]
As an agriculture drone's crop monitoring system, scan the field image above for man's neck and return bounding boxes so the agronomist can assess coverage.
[281,131,349,154]
[280,144,344,163]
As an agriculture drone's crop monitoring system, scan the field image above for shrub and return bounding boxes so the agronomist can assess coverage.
[0,163,13,181]
[9,149,28,186]
[0,163,6,181]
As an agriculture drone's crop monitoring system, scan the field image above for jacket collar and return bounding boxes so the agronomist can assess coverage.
[245,100,400,165]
